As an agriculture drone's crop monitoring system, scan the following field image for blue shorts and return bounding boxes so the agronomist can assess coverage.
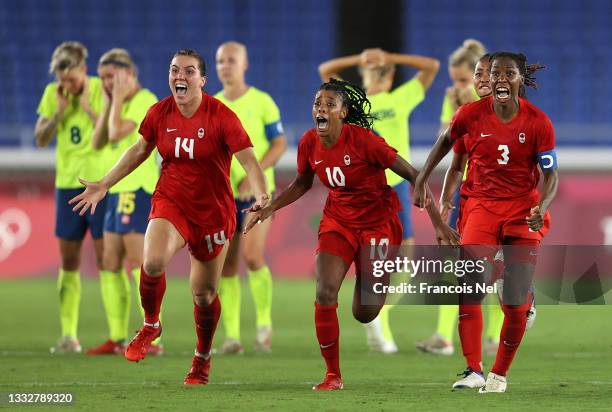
[104,189,151,234]
[55,188,107,240]
[235,197,254,230]
[448,187,462,230]
[393,180,414,239]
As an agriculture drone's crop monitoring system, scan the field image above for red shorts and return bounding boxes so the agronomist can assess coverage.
[317,214,403,267]
[458,196,551,246]
[149,196,236,262]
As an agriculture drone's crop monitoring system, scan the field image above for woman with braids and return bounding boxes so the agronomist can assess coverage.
[319,47,440,354]
[244,79,458,390]
[414,52,557,393]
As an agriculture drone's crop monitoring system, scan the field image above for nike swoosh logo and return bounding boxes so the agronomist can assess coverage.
[320,342,334,349]
[314,160,323,165]
[167,128,177,132]
[480,133,492,137]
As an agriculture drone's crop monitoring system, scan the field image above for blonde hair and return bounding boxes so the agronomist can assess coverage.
[98,48,138,76]
[49,41,88,74]
[449,39,486,70]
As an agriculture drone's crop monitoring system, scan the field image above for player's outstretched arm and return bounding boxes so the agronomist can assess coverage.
[440,152,467,222]
[527,169,559,231]
[243,170,315,234]
[69,137,155,215]
[235,147,270,210]
[414,127,454,208]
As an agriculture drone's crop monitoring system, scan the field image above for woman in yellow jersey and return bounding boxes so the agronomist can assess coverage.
[35,42,105,353]
[214,42,287,354]
[415,40,505,357]
[319,48,439,353]
[86,49,161,355]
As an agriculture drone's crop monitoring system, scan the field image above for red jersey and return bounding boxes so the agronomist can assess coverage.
[139,93,252,228]
[449,96,555,200]
[297,123,400,229]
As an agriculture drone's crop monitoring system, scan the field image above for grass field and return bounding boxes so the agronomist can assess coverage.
[1,277,611,411]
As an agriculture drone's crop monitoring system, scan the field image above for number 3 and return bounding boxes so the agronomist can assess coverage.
[497,144,509,165]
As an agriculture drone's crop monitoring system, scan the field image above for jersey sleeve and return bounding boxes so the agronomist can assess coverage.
[221,106,253,154]
[296,133,313,174]
[536,115,555,153]
[361,129,398,168]
[391,77,425,115]
[37,83,57,119]
[261,93,284,141]
[448,105,470,142]
[138,105,158,143]
[124,91,157,128]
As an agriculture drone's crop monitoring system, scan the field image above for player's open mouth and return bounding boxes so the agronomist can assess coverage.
[316,116,329,130]
[175,83,188,96]
[495,86,510,101]
[478,85,492,96]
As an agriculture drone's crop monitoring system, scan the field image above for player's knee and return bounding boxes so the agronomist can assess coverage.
[243,252,264,271]
[316,284,339,306]
[221,257,239,277]
[351,306,378,324]
[60,255,80,271]
[192,288,217,307]
[102,255,122,272]
[143,256,166,277]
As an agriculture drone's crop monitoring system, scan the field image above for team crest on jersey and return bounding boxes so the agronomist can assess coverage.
[198,128,205,139]
[344,154,351,165]
[519,132,526,143]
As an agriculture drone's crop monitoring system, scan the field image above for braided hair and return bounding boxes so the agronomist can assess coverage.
[489,52,545,98]
[319,78,376,129]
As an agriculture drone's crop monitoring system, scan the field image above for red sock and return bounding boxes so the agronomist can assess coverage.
[314,302,340,377]
[491,303,529,376]
[194,296,221,355]
[139,266,166,325]
[458,304,483,373]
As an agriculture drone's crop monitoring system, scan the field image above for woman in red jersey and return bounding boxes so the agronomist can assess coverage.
[414,52,558,393]
[70,49,269,385]
[245,78,459,390]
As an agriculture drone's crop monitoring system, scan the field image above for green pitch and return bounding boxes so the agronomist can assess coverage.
[1,278,611,411]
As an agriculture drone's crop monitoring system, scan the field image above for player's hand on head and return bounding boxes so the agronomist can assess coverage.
[112,70,129,102]
[56,86,69,114]
[360,48,385,68]
[526,206,544,231]
[457,87,477,106]
[68,178,108,216]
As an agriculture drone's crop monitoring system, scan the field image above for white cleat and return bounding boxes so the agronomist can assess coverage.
[479,372,507,393]
[526,291,537,330]
[415,333,454,356]
[452,368,485,390]
[364,317,398,354]
[254,326,272,353]
[49,336,82,354]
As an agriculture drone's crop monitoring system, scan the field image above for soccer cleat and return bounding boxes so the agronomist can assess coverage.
[364,317,398,354]
[479,372,507,393]
[49,336,82,354]
[312,373,343,390]
[254,326,272,353]
[124,324,162,362]
[216,338,245,355]
[184,355,211,385]
[452,367,486,390]
[483,337,499,356]
[415,333,454,356]
[85,339,126,355]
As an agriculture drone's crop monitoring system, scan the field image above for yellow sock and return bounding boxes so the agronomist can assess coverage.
[100,270,130,342]
[248,266,273,328]
[485,303,504,341]
[58,269,80,338]
[378,305,395,342]
[219,276,241,341]
[436,305,458,342]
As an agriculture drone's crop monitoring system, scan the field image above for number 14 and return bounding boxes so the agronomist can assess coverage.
[175,137,194,159]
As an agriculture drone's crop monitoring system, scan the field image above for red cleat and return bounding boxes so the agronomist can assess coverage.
[312,373,343,390]
[184,356,211,385]
[147,343,164,356]
[86,339,126,355]
[124,325,162,362]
